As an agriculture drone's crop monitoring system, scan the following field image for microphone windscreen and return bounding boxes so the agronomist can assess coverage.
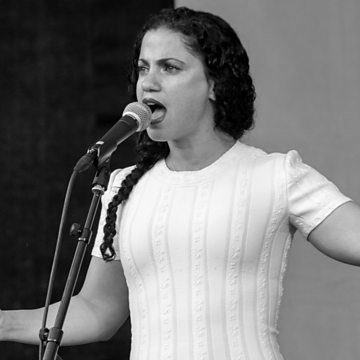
[123,102,152,131]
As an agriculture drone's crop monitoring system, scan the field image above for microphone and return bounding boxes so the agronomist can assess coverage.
[74,102,152,172]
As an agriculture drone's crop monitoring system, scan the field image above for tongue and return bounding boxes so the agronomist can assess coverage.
[152,107,166,120]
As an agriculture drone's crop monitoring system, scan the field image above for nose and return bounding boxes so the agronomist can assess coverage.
[139,69,161,92]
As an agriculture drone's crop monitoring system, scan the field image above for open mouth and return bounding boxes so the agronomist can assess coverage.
[142,98,166,121]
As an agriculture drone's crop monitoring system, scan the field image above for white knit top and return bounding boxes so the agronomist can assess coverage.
[92,141,351,360]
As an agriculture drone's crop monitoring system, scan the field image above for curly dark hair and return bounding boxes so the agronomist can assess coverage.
[100,7,256,261]
[129,6,256,139]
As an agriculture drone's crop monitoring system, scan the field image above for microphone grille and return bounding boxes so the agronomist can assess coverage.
[123,102,152,131]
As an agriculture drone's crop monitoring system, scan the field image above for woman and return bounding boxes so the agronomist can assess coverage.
[1,7,360,360]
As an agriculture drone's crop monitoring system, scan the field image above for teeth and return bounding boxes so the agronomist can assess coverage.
[143,99,163,106]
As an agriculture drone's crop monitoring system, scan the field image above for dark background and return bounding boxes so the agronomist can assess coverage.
[0,0,173,359]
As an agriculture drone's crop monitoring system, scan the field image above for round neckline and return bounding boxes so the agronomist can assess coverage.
[152,141,243,184]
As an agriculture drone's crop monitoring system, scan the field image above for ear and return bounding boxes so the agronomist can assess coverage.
[208,79,216,101]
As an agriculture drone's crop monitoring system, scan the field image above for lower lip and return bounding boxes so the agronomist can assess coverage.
[150,119,163,127]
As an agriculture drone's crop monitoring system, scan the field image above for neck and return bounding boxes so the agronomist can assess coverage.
[166,131,236,171]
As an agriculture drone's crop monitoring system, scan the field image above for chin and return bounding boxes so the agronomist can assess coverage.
[146,129,169,143]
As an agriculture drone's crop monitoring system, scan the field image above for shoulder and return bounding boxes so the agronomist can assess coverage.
[235,141,300,168]
[100,165,136,202]
[233,143,315,190]
[108,165,137,189]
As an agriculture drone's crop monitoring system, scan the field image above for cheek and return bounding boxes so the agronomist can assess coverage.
[174,85,211,112]
[135,81,141,100]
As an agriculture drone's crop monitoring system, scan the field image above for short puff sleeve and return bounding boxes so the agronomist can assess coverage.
[286,150,351,239]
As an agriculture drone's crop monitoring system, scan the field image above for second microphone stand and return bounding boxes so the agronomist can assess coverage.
[41,162,111,360]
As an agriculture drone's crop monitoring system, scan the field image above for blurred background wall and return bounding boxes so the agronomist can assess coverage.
[176,0,360,359]
[0,1,172,359]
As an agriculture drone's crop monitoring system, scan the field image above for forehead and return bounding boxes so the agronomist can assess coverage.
[139,28,195,60]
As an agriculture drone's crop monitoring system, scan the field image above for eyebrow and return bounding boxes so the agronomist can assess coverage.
[138,58,186,65]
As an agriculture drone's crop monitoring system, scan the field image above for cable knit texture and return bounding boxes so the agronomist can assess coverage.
[92,141,351,360]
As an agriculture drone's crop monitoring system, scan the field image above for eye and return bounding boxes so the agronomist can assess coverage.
[136,64,148,74]
[163,63,180,73]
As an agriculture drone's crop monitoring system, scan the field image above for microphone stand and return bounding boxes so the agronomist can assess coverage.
[41,161,111,360]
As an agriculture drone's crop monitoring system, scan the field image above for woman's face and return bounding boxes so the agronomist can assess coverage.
[136,27,215,144]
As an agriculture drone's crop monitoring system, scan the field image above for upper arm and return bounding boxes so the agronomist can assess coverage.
[77,256,130,337]
[308,201,360,266]
[283,149,357,264]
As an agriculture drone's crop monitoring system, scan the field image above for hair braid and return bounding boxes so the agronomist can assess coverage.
[100,132,169,261]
